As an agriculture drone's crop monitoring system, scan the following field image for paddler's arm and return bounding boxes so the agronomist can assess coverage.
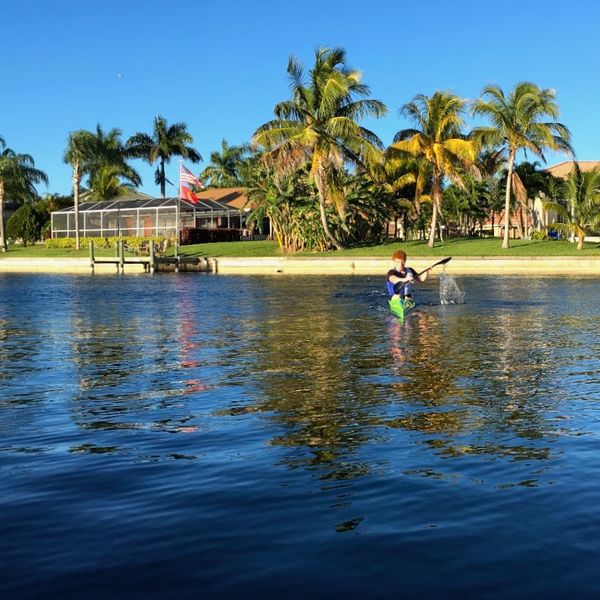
[417,268,429,283]
[388,271,414,297]
[388,272,414,286]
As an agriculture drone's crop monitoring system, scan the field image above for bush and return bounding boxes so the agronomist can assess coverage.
[181,227,241,244]
[531,230,548,241]
[45,236,168,250]
[41,221,52,240]
[6,204,42,246]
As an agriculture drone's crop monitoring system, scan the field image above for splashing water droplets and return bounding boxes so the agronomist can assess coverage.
[439,272,465,305]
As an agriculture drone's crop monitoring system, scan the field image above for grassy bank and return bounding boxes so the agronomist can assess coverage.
[180,238,600,257]
[2,238,600,259]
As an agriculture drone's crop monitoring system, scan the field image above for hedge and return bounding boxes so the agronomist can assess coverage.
[45,236,171,251]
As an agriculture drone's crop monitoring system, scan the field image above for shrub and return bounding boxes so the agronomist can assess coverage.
[45,236,169,250]
[6,204,42,246]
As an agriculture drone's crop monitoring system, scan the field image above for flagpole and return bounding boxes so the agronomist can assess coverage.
[176,161,181,258]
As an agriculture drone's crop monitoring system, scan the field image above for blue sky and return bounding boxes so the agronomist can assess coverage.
[2,0,599,197]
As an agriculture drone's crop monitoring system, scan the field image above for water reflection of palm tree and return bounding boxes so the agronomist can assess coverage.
[387,310,459,403]
[68,289,201,440]
[384,305,554,468]
[237,281,381,480]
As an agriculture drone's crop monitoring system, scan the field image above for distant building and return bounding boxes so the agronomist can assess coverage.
[533,161,600,239]
[50,187,259,240]
[543,160,600,179]
[481,161,600,239]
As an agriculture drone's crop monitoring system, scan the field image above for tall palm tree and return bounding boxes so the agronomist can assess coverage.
[0,146,48,252]
[543,164,600,249]
[471,82,572,248]
[391,92,476,247]
[253,47,387,250]
[64,126,141,248]
[127,116,201,197]
[200,139,249,187]
[64,130,95,250]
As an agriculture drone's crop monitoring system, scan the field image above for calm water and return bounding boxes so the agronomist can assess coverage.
[1,272,600,599]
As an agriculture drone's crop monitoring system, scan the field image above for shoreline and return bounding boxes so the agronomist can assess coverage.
[0,255,599,275]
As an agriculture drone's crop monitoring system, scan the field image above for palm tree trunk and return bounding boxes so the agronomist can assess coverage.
[428,202,438,248]
[515,206,524,239]
[502,150,516,249]
[314,166,345,250]
[0,180,6,252]
[160,159,166,197]
[73,163,80,251]
[428,176,441,248]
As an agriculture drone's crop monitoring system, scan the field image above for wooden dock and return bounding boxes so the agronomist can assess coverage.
[89,241,212,274]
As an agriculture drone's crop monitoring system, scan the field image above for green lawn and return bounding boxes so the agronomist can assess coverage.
[2,238,600,259]
[178,237,600,257]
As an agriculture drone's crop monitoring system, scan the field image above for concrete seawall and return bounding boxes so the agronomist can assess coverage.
[212,256,600,276]
[0,258,144,274]
[1,255,599,275]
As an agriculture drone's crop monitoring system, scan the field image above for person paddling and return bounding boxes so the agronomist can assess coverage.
[386,250,429,304]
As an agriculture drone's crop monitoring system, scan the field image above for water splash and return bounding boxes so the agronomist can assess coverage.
[439,272,465,305]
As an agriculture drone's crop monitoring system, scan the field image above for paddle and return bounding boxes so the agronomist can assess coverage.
[417,256,452,277]
[393,256,452,296]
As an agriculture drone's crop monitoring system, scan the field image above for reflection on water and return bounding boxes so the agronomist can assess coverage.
[2,273,600,597]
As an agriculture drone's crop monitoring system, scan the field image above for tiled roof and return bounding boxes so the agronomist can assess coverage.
[545,161,600,179]
[193,187,250,209]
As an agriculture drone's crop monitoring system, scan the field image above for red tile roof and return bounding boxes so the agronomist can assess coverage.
[193,187,250,209]
[545,161,600,178]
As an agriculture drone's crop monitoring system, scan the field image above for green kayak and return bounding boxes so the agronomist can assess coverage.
[388,296,415,320]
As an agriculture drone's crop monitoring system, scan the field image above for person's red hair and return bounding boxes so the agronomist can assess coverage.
[392,250,406,261]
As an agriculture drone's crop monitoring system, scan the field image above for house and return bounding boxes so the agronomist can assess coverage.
[50,187,256,240]
[533,161,600,239]
[543,160,600,179]
[481,161,600,239]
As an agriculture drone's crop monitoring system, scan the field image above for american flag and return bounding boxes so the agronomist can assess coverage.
[179,163,204,203]
[180,164,203,189]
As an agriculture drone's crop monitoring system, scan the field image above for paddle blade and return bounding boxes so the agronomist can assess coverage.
[418,256,452,276]
[433,256,452,268]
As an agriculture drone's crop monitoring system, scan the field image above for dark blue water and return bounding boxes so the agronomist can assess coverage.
[1,273,600,599]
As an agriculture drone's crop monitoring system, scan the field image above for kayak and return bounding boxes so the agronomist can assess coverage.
[388,296,415,320]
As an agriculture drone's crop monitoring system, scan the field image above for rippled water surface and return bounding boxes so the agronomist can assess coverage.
[2,272,600,598]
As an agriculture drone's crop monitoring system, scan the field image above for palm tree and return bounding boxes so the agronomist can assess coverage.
[64,130,96,250]
[471,82,572,248]
[253,47,387,250]
[88,165,136,201]
[372,152,426,240]
[200,139,249,187]
[0,145,48,252]
[543,164,600,249]
[64,126,141,248]
[87,125,141,190]
[127,116,201,197]
[391,92,476,247]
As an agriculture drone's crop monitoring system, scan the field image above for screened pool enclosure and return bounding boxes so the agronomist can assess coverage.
[51,196,248,239]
